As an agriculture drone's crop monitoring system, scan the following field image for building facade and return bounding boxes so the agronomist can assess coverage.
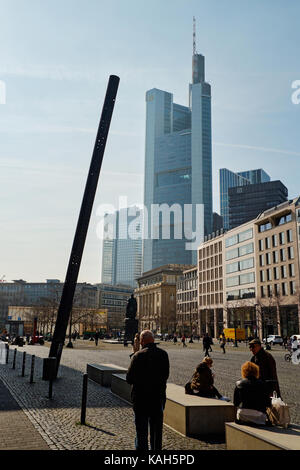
[176,266,198,335]
[135,264,194,334]
[220,168,270,230]
[97,283,133,332]
[197,198,300,339]
[101,207,142,288]
[229,180,288,229]
[143,43,212,272]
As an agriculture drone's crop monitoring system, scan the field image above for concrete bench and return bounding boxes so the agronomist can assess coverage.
[111,373,132,403]
[86,363,127,387]
[164,383,235,437]
[225,422,300,450]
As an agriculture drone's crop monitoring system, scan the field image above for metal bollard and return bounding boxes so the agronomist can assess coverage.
[21,351,26,377]
[5,344,9,364]
[29,355,35,384]
[12,348,17,369]
[81,373,88,425]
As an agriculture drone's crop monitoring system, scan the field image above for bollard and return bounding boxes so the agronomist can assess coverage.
[21,351,26,377]
[29,355,35,384]
[81,373,88,425]
[49,379,53,399]
[5,344,9,364]
[12,348,17,369]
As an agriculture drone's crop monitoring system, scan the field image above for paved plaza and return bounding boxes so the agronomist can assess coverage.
[0,340,299,450]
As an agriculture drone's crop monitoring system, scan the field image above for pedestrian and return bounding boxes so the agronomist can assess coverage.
[203,333,211,357]
[173,334,177,344]
[185,357,229,400]
[249,338,281,397]
[291,335,299,352]
[181,335,187,347]
[94,331,99,346]
[126,330,169,451]
[220,334,226,354]
[234,361,271,425]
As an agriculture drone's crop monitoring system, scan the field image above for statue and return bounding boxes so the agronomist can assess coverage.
[126,294,137,320]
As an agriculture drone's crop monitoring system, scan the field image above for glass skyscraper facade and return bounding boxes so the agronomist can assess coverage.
[101,207,142,288]
[143,50,212,272]
[220,168,271,230]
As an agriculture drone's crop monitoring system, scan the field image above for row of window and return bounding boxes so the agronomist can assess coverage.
[226,288,255,301]
[199,293,224,306]
[226,257,254,274]
[226,242,254,261]
[226,272,255,288]
[258,230,293,250]
[259,247,294,266]
[261,281,296,297]
[199,241,222,259]
[258,213,292,232]
[199,280,223,294]
[225,228,253,248]
[177,291,197,302]
[199,254,222,270]
[260,264,295,282]
[199,267,223,282]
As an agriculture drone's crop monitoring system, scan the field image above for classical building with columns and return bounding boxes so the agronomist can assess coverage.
[198,197,300,339]
[135,264,194,334]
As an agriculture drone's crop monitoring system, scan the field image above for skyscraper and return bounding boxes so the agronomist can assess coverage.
[101,207,142,288]
[143,22,212,272]
[220,168,271,230]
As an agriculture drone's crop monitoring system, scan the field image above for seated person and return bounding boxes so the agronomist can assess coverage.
[234,361,271,426]
[187,358,229,401]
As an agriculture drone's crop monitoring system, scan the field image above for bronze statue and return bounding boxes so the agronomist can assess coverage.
[126,294,137,320]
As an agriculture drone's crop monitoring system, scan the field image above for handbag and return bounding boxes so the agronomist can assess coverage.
[237,408,267,425]
[266,392,290,429]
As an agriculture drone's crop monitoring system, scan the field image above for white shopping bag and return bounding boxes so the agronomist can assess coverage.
[0,341,6,364]
[267,392,290,428]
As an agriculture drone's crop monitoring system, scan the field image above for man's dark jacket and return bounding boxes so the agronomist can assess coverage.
[251,348,281,397]
[234,377,271,413]
[126,343,169,409]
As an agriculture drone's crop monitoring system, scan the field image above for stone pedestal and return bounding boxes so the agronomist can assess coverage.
[124,318,138,343]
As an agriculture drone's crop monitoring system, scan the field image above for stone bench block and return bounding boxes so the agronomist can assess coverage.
[86,363,127,387]
[225,422,300,450]
[164,383,235,437]
[111,373,132,403]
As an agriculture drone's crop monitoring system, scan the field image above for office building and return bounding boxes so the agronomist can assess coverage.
[143,30,212,272]
[176,266,198,335]
[220,168,270,230]
[229,180,288,229]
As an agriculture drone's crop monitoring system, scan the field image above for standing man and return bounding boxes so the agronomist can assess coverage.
[203,333,211,357]
[126,330,169,451]
[94,330,99,347]
[220,334,226,354]
[249,338,281,397]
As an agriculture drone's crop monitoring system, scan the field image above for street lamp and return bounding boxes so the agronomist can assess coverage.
[66,309,73,348]
[233,319,238,347]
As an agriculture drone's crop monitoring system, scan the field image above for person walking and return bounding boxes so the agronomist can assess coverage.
[220,334,226,354]
[249,338,281,397]
[94,331,99,346]
[126,330,169,451]
[292,336,299,352]
[181,335,187,347]
[203,333,211,357]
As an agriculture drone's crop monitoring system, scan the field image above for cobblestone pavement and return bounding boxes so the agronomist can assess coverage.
[0,341,298,450]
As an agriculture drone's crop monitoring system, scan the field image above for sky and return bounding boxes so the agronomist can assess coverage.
[0,0,299,284]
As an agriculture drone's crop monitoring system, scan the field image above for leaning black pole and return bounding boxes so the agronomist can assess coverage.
[47,75,120,377]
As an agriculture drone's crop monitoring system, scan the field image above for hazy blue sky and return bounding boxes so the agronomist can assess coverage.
[0,0,299,283]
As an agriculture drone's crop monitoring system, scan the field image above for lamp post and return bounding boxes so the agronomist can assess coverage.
[233,319,238,347]
[66,309,73,349]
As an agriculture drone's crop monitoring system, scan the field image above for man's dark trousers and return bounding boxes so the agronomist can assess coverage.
[134,401,164,451]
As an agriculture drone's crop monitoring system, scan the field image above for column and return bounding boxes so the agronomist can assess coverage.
[213,308,217,339]
[223,308,228,329]
[205,309,209,334]
[255,304,263,340]
[276,304,281,336]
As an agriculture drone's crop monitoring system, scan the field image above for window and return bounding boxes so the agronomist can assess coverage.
[274,267,280,280]
[239,272,255,285]
[240,258,254,271]
[261,286,266,297]
[226,262,239,274]
[239,243,254,257]
[290,281,296,295]
[289,264,295,277]
[287,229,293,243]
[226,247,239,261]
[266,252,271,265]
[240,288,255,299]
[267,285,273,297]
[279,232,285,245]
[259,222,272,232]
[260,270,265,282]
[225,234,238,248]
[288,246,294,260]
[282,282,287,296]
[274,284,280,296]
[226,290,239,301]
[272,234,278,247]
[259,239,264,251]
[281,265,287,278]
[267,269,272,281]
[226,276,239,287]
[239,229,253,243]
[273,251,279,263]
[280,249,286,262]
[265,237,271,249]
[259,254,265,267]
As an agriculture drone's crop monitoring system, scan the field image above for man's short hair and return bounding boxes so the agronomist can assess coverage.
[140,330,154,343]
[249,338,261,346]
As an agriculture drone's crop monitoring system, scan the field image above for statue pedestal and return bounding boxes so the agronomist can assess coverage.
[124,318,138,343]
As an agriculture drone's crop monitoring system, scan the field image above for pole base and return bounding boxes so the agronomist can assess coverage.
[66,342,73,348]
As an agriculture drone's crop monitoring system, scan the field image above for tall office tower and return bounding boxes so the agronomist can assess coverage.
[143,22,212,272]
[101,207,142,288]
[228,180,288,229]
[220,168,271,230]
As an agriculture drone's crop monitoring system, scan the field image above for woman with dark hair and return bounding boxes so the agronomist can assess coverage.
[234,361,271,425]
[186,358,229,401]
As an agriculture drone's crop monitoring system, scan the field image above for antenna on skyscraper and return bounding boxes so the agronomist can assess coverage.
[193,16,197,55]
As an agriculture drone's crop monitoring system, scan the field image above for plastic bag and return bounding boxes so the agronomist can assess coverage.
[266,392,290,428]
